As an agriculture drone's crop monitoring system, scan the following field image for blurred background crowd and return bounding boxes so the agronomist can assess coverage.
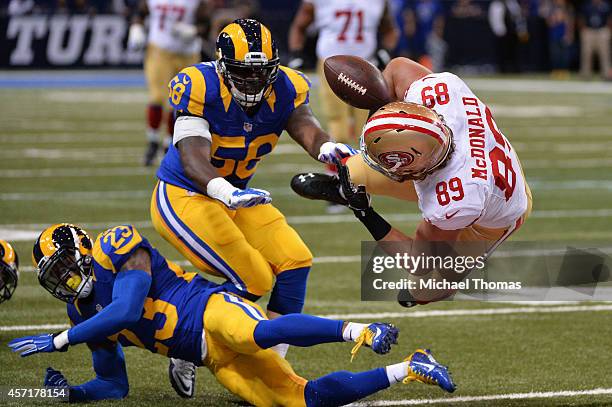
[2,0,610,79]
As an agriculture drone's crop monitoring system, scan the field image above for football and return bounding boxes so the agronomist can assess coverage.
[323,55,392,110]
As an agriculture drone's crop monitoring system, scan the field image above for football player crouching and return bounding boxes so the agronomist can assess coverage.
[0,240,19,304]
[153,18,359,360]
[292,57,533,306]
[8,223,455,405]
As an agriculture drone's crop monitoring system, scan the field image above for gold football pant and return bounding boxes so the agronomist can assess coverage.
[317,59,370,144]
[144,44,199,105]
[203,292,307,407]
[151,181,313,301]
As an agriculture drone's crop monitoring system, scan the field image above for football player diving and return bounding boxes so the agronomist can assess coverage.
[152,18,357,356]
[292,57,533,306]
[8,223,455,406]
[0,239,19,304]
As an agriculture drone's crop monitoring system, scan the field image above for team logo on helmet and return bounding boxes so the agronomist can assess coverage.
[33,224,94,303]
[360,101,454,182]
[378,151,415,171]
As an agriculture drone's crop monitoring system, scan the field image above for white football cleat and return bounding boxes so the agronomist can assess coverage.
[169,358,196,398]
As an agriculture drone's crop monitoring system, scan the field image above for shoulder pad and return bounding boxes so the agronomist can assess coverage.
[93,225,144,273]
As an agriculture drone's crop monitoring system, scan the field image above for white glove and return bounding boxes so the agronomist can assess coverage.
[318,141,358,164]
[127,23,146,51]
[207,177,271,209]
[172,22,197,43]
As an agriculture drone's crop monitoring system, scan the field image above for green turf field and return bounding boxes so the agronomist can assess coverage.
[1,76,612,406]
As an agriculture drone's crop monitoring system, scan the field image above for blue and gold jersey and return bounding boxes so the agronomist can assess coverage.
[66,225,224,365]
[157,61,311,191]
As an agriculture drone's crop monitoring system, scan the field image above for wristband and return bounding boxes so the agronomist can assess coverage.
[206,177,238,204]
[53,330,70,350]
[353,207,392,241]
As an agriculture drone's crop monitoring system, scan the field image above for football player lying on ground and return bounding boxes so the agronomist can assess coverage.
[8,223,455,405]
[292,57,533,306]
[0,240,19,304]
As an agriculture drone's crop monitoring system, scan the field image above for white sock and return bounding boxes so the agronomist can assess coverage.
[342,322,369,342]
[385,361,409,385]
[271,343,289,358]
[146,128,160,142]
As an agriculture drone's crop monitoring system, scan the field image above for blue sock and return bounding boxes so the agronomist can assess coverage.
[267,267,310,314]
[253,314,344,348]
[304,368,390,407]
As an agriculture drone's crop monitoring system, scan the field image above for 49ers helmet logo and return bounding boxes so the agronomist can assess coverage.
[378,151,414,171]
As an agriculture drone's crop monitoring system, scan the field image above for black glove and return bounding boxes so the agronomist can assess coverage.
[288,50,305,70]
[335,159,371,212]
[374,48,392,70]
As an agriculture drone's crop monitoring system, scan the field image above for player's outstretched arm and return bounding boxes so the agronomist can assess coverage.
[57,343,130,402]
[9,249,153,358]
[286,105,357,163]
[61,250,152,347]
[382,57,432,101]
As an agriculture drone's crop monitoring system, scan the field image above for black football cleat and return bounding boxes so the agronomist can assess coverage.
[143,141,160,167]
[290,173,348,206]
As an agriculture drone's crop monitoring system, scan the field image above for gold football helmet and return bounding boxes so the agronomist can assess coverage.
[0,240,18,304]
[32,223,94,303]
[216,19,280,108]
[360,101,454,182]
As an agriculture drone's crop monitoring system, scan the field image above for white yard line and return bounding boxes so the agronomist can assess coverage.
[466,78,612,94]
[0,324,70,332]
[513,141,612,153]
[1,163,320,178]
[318,304,612,319]
[2,167,154,178]
[0,133,142,143]
[4,304,612,332]
[522,158,612,168]
[2,208,612,231]
[349,388,612,406]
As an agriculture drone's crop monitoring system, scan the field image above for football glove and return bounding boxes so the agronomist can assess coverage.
[318,142,358,164]
[127,23,146,51]
[336,159,371,211]
[44,367,70,388]
[8,333,68,357]
[172,22,198,43]
[374,48,392,69]
[288,50,305,70]
[229,188,272,209]
[207,177,271,209]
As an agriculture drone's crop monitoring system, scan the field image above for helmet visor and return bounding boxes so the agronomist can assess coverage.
[225,62,278,95]
[38,248,92,303]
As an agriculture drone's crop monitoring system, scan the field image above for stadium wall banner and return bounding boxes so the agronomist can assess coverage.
[1,15,143,68]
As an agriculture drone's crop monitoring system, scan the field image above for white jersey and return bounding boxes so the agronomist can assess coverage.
[404,72,528,230]
[306,0,386,60]
[147,0,201,54]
